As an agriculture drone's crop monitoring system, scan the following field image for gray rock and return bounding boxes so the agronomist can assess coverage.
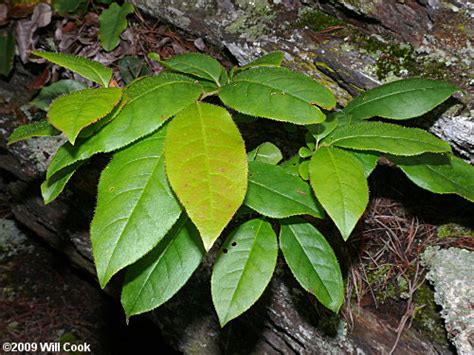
[422,247,474,354]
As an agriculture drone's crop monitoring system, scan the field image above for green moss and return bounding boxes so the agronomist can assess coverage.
[297,9,345,32]
[363,263,448,346]
[348,33,458,82]
[412,284,449,346]
[437,223,474,239]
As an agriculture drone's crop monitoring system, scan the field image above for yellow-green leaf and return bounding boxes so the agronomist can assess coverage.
[165,102,248,250]
[48,87,122,144]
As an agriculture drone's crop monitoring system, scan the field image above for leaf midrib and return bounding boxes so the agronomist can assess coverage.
[249,177,317,215]
[196,103,215,238]
[126,80,193,105]
[232,77,319,107]
[401,159,472,199]
[127,217,185,314]
[325,149,347,232]
[102,153,164,282]
[172,61,221,85]
[286,225,333,302]
[221,220,265,323]
[345,85,451,115]
[330,132,446,151]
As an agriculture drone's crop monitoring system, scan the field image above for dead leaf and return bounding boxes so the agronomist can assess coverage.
[16,3,52,63]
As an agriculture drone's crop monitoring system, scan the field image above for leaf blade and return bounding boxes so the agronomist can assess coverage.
[165,102,248,250]
[343,78,458,121]
[30,79,88,111]
[211,219,278,326]
[309,146,368,240]
[389,153,474,202]
[48,87,122,144]
[32,50,113,87]
[155,52,227,85]
[325,122,451,156]
[0,29,15,76]
[91,128,182,288]
[219,67,335,125]
[99,2,135,52]
[8,120,60,144]
[280,218,344,312]
[238,51,285,71]
[245,161,324,219]
[247,142,283,165]
[41,163,81,204]
[121,217,204,318]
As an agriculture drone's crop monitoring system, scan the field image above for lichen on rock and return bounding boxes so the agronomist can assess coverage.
[421,247,474,354]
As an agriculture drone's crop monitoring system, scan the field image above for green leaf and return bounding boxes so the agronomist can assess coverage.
[165,102,248,250]
[325,122,451,156]
[0,29,15,77]
[298,147,312,158]
[307,111,339,142]
[41,163,81,204]
[245,161,324,219]
[48,87,122,144]
[351,150,379,178]
[77,95,128,139]
[153,52,227,86]
[99,2,135,52]
[280,218,344,312]
[32,51,113,87]
[219,67,335,125]
[8,120,60,144]
[279,155,300,176]
[53,0,81,14]
[389,153,474,202]
[343,78,458,121]
[91,128,182,288]
[121,217,204,318]
[30,79,88,111]
[309,146,368,240]
[237,51,285,72]
[211,218,278,326]
[45,73,202,180]
[247,142,283,165]
[298,160,310,181]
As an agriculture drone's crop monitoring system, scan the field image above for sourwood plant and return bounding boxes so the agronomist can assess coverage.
[9,50,474,326]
